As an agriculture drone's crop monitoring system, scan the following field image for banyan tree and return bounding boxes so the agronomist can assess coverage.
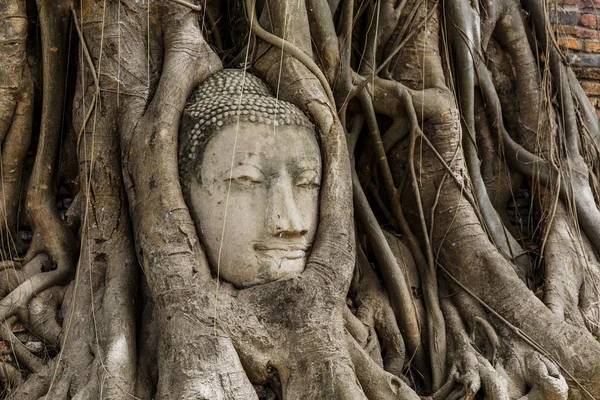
[0,0,599,398]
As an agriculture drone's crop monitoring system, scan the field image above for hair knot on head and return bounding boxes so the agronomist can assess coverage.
[178,69,314,181]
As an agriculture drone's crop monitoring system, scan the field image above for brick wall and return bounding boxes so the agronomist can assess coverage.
[552,0,600,117]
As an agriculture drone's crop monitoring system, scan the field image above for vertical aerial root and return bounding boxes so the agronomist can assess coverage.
[24,0,76,274]
[358,84,446,390]
[0,1,76,390]
[445,0,530,281]
[306,0,339,85]
[0,74,33,248]
[0,0,33,250]
[353,169,430,385]
[245,0,335,107]
[352,244,406,377]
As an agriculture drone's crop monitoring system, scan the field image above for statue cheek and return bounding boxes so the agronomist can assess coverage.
[296,189,319,220]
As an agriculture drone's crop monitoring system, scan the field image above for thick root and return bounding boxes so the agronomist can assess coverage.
[350,245,405,377]
[500,340,568,400]
[441,298,509,400]
[542,202,600,337]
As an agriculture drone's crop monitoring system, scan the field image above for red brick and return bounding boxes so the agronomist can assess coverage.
[596,108,600,120]
[581,81,600,96]
[574,67,600,80]
[558,37,582,50]
[581,14,597,27]
[590,97,599,107]
[585,41,600,52]
[555,25,599,39]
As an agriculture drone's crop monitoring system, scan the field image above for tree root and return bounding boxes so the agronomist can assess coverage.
[352,168,429,384]
[346,332,420,400]
[0,317,43,373]
[358,85,446,390]
[244,0,335,106]
[515,352,568,400]
[12,3,77,347]
[20,285,65,348]
[441,298,509,400]
[446,0,530,281]
[0,362,22,392]
[542,201,600,337]
[0,0,32,247]
[351,244,406,377]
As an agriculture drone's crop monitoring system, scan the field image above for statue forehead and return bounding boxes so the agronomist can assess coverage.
[200,122,321,170]
[178,69,317,181]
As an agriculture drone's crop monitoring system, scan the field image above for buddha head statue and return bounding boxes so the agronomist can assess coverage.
[179,69,321,288]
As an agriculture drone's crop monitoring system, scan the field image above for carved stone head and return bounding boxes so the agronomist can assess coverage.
[179,69,321,288]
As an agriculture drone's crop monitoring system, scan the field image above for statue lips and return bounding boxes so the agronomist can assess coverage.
[254,243,309,260]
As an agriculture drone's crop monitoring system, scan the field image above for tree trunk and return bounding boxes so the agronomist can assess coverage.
[0,0,599,398]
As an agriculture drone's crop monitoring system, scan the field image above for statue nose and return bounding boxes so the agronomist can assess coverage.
[268,176,308,236]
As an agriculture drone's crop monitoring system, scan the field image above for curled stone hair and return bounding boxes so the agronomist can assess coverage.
[178,69,315,185]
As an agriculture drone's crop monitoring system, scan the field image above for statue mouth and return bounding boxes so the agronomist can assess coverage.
[254,244,308,260]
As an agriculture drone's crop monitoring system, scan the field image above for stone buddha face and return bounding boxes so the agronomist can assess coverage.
[179,69,321,288]
[187,122,320,287]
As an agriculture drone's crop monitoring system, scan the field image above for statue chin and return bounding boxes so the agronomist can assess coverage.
[220,253,307,288]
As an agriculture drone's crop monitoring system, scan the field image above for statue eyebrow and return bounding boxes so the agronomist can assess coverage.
[206,152,260,175]
[288,156,321,175]
[289,155,320,165]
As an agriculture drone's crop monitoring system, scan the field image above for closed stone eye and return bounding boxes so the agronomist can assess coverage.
[296,170,320,188]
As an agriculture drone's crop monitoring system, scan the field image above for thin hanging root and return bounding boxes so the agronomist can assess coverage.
[341,1,438,111]
[367,77,480,211]
[0,261,20,272]
[205,7,223,52]
[403,90,447,392]
[477,46,600,260]
[71,5,99,152]
[167,0,201,12]
[244,0,336,107]
[334,0,354,119]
